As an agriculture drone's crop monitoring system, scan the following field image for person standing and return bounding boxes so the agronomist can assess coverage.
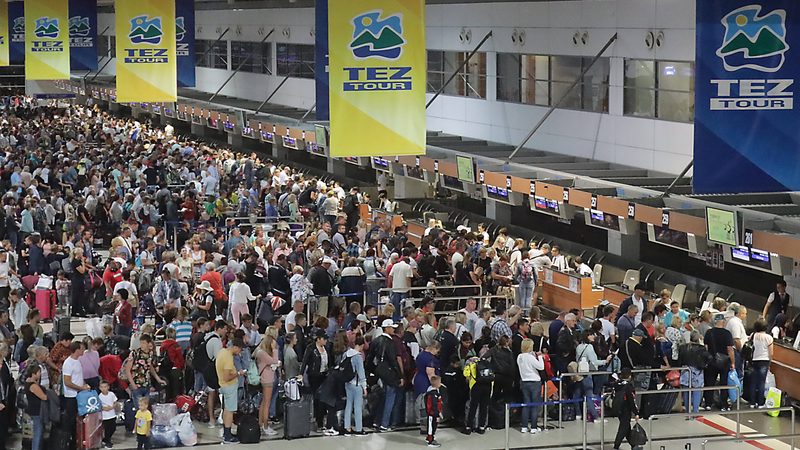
[517,339,544,434]
[135,397,152,450]
[761,280,790,330]
[343,336,368,436]
[424,375,444,448]
[704,313,735,411]
[216,337,246,444]
[387,250,413,321]
[748,319,774,408]
[369,319,403,432]
[61,341,91,447]
[98,380,119,450]
[25,364,48,450]
[612,368,639,450]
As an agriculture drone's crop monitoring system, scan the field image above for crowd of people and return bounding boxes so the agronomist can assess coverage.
[0,97,792,450]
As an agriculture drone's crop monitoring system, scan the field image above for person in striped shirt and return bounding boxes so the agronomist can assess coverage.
[170,307,193,351]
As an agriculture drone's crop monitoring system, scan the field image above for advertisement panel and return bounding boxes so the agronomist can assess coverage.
[69,0,97,71]
[176,0,195,87]
[25,0,70,80]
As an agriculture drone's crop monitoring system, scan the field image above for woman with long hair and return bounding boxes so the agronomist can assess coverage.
[255,334,280,436]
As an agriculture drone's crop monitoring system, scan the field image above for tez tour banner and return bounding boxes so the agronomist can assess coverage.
[0,2,9,67]
[115,0,177,103]
[176,0,195,87]
[25,0,70,80]
[695,0,800,193]
[9,1,23,64]
[68,0,97,71]
[328,0,426,157]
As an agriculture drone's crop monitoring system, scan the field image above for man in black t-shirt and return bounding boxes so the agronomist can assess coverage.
[703,313,735,411]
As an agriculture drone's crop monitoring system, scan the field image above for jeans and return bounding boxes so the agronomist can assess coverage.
[749,361,770,406]
[389,292,405,321]
[392,389,406,427]
[682,388,702,414]
[516,282,535,310]
[344,382,364,432]
[381,385,400,428]
[269,372,280,417]
[572,376,598,420]
[194,371,206,393]
[521,381,542,429]
[31,414,44,450]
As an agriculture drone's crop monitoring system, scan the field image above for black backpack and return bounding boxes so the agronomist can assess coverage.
[611,383,630,416]
[475,358,495,384]
[192,333,220,389]
[332,355,357,383]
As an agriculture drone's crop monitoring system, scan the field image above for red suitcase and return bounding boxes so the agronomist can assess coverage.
[34,289,56,320]
[77,411,104,450]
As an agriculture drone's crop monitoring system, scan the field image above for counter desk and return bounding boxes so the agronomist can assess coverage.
[540,267,604,312]
[772,342,800,401]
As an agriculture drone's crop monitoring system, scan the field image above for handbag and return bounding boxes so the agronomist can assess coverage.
[628,422,648,446]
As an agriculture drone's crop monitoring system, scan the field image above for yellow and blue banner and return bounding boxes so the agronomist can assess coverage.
[115,0,176,103]
[0,2,9,67]
[696,0,800,192]
[68,0,97,71]
[176,0,195,87]
[328,0,426,157]
[9,1,23,64]
[25,0,70,80]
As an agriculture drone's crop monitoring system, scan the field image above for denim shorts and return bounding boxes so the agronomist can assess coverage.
[219,384,238,412]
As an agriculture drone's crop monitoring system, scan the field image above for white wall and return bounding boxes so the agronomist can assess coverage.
[98,0,697,175]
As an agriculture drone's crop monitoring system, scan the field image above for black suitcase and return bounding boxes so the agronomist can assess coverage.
[640,385,678,419]
[237,414,260,444]
[284,398,312,440]
[488,402,505,430]
[52,315,71,342]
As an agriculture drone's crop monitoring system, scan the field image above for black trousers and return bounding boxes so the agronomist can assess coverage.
[614,411,631,449]
[703,364,729,408]
[103,418,116,445]
[466,383,491,430]
[491,374,513,403]
[62,397,78,450]
[426,415,438,443]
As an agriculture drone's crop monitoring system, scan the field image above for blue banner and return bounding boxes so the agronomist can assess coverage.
[69,0,97,71]
[176,0,195,87]
[9,1,23,64]
[314,0,329,120]
[695,0,800,193]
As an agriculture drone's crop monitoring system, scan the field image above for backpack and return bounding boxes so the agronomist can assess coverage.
[518,260,535,283]
[192,333,220,389]
[158,349,174,378]
[121,202,132,221]
[740,333,755,364]
[475,358,495,384]
[343,195,356,214]
[541,353,555,379]
[332,354,357,383]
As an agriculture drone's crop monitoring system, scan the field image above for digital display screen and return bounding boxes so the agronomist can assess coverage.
[457,155,475,183]
[129,102,139,107]
[282,136,298,149]
[344,156,361,164]
[261,131,274,143]
[546,199,559,213]
[654,226,689,250]
[373,158,390,170]
[534,196,547,210]
[163,108,173,117]
[486,185,510,201]
[191,114,202,124]
[589,209,620,231]
[110,95,116,102]
[308,142,325,156]
[151,105,161,114]
[706,207,738,246]
[731,246,772,270]
[442,175,465,191]
[176,110,187,121]
[315,125,328,149]
[406,166,424,180]
[242,126,254,138]
[224,121,235,131]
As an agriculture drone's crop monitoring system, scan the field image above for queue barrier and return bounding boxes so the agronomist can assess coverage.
[701,430,799,450]
[503,396,605,450]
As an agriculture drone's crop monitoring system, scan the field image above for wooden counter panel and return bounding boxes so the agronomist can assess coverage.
[568,189,592,209]
[772,344,800,401]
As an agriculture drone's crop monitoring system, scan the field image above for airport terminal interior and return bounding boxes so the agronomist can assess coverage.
[2,0,800,450]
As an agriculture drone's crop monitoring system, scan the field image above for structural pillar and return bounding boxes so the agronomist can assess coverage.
[327,158,348,178]
[608,231,640,261]
[273,143,289,161]
[228,132,244,148]
[486,199,512,223]
[394,176,430,200]
[190,122,207,137]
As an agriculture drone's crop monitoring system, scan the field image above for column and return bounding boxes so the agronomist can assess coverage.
[227,132,244,148]
[485,199,511,223]
[327,158,348,178]
[394,176,430,199]
[190,122,207,137]
[607,231,640,260]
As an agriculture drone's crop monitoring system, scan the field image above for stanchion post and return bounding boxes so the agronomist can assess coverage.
[505,403,510,450]
[600,395,605,450]
[687,368,692,414]
[582,398,588,450]
[543,380,548,431]
[559,378,563,427]
[736,385,741,438]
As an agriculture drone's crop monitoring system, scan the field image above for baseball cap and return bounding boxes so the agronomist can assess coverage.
[322,258,334,265]
[632,329,646,338]
[714,313,726,322]
[381,319,398,329]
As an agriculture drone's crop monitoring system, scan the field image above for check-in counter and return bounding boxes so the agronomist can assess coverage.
[541,268,604,312]
[602,284,631,306]
[772,342,800,400]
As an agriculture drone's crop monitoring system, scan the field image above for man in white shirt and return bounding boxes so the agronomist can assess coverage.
[63,341,91,444]
[598,303,617,346]
[550,246,568,271]
[285,300,304,333]
[531,244,552,271]
[458,297,480,337]
[451,244,464,272]
[388,249,413,321]
[726,303,748,379]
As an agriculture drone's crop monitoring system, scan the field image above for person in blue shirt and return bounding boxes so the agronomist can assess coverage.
[663,301,689,327]
[265,197,279,222]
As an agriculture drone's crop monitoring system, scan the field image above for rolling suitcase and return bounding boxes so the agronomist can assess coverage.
[52,315,71,342]
[35,289,56,320]
[640,385,679,419]
[237,414,261,444]
[77,411,104,450]
[488,402,505,430]
[284,397,312,440]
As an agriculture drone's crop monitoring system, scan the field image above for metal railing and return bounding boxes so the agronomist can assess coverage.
[557,366,692,427]
[503,396,605,450]
[701,430,799,449]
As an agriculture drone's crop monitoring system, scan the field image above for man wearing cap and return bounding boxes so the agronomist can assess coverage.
[704,313,735,411]
[368,319,403,432]
[615,283,649,326]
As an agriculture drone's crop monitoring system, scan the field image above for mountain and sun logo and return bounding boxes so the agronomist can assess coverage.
[129,15,163,45]
[717,4,789,72]
[349,11,405,60]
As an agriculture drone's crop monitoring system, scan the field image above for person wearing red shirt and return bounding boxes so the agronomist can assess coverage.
[102,259,123,299]
[114,289,134,336]
[99,352,128,391]
[200,262,227,314]
[160,327,186,401]
[181,196,196,222]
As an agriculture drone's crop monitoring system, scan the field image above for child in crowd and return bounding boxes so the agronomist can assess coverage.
[99,380,119,449]
[424,375,444,448]
[55,270,71,313]
[135,397,152,450]
[170,307,193,350]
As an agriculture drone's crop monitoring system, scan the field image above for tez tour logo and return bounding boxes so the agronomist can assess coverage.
[176,17,186,41]
[717,5,789,73]
[129,15,163,45]
[34,17,60,39]
[69,17,91,37]
[350,11,405,60]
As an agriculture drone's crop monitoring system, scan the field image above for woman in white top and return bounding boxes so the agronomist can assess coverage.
[517,339,545,434]
[189,240,205,279]
[508,239,525,274]
[749,318,774,408]
[229,272,258,328]
[176,247,194,283]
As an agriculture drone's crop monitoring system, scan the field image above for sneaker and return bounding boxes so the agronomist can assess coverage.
[103,443,113,449]
[530,427,541,434]
[353,431,368,436]
[575,415,583,420]
[520,427,528,433]
[378,426,393,432]
[269,416,280,423]
[208,422,216,429]
[324,428,340,436]
[427,440,441,448]
[222,437,240,444]
[263,427,278,436]
[463,427,472,435]
[476,428,486,435]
